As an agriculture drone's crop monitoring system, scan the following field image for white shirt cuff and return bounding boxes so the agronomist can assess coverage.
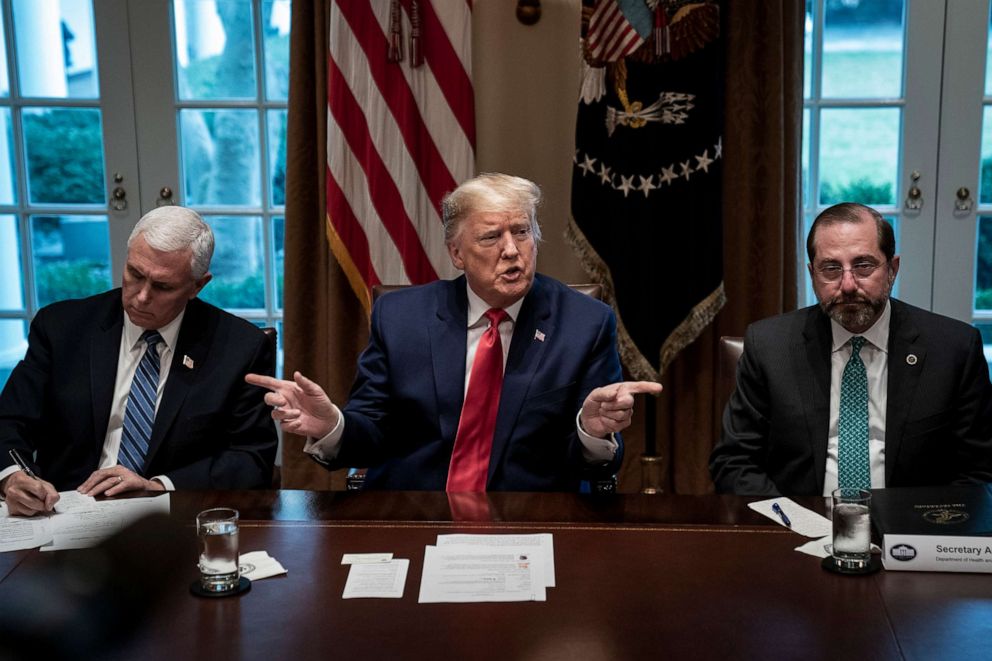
[151,475,175,491]
[303,403,345,462]
[575,410,618,463]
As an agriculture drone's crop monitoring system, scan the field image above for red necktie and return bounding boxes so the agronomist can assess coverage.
[447,308,509,492]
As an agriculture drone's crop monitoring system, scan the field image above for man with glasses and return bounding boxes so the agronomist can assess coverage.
[710,202,992,496]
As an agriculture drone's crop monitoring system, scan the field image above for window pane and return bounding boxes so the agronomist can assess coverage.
[975,216,992,311]
[987,9,992,95]
[0,8,9,97]
[804,0,813,100]
[273,215,283,310]
[980,106,992,204]
[263,0,291,101]
[174,0,257,101]
[268,109,286,206]
[822,0,904,99]
[802,108,810,206]
[23,107,105,204]
[819,108,899,206]
[0,109,17,204]
[180,109,261,206]
[13,0,99,99]
[31,214,111,307]
[0,215,24,310]
[198,215,264,309]
[0,319,27,390]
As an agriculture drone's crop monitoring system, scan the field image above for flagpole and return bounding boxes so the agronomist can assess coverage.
[640,396,663,494]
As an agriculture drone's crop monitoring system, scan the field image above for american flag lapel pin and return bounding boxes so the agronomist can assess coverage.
[183,354,195,369]
[534,329,545,342]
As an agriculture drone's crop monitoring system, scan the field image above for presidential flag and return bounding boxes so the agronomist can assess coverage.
[568,0,724,381]
[326,0,475,313]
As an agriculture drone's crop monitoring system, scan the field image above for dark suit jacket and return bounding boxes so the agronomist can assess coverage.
[710,299,992,496]
[0,289,277,491]
[318,274,624,491]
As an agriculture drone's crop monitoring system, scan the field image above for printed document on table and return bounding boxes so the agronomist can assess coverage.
[418,544,546,603]
[436,533,556,587]
[0,504,53,552]
[41,494,171,552]
[342,559,409,599]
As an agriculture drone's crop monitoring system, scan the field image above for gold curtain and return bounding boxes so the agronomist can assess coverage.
[280,0,803,492]
[614,0,805,494]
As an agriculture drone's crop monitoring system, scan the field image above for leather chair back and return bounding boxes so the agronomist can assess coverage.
[717,336,744,413]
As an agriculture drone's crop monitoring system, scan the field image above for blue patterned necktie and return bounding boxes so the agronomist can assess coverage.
[118,330,163,474]
[838,336,870,490]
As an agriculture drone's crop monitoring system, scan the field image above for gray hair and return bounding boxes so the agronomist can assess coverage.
[441,173,543,243]
[127,206,214,279]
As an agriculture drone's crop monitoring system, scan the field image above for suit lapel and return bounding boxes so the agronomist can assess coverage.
[145,299,209,465]
[429,279,469,444]
[800,308,832,494]
[91,293,124,454]
[488,277,553,482]
[883,300,924,484]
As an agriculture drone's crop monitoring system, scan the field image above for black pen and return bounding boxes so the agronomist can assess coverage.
[771,502,791,527]
[8,449,39,480]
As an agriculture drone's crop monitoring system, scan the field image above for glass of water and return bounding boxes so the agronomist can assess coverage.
[831,488,872,570]
[196,508,240,592]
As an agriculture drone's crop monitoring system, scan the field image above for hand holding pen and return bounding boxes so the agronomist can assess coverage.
[3,449,59,517]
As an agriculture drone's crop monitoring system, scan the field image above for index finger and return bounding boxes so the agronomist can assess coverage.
[619,381,664,397]
[245,373,290,391]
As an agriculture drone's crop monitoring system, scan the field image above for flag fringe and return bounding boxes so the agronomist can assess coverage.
[566,217,660,382]
[325,212,372,318]
[565,215,725,380]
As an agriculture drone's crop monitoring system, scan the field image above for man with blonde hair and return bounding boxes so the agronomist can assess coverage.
[250,173,661,491]
[0,206,276,515]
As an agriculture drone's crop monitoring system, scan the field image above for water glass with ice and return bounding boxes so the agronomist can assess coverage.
[196,508,240,592]
[831,488,871,570]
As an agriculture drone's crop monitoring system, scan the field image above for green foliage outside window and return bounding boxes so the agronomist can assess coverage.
[23,109,104,204]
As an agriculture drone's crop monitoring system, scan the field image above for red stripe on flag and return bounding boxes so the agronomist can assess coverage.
[402,0,476,147]
[335,0,460,214]
[325,167,380,289]
[327,57,439,284]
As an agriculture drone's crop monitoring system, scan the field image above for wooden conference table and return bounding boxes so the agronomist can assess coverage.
[2,490,991,660]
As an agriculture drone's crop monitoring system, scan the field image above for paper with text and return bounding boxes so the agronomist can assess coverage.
[418,544,546,603]
[436,533,556,587]
[342,559,409,598]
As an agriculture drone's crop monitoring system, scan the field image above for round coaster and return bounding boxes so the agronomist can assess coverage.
[190,577,252,598]
[821,555,882,576]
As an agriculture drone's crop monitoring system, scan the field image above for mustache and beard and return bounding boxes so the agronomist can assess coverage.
[817,273,893,332]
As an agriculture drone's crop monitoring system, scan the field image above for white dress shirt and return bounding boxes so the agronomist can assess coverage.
[0,311,185,490]
[822,300,890,495]
[305,285,618,463]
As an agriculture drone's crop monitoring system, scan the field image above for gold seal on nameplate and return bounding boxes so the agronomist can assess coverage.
[922,509,969,525]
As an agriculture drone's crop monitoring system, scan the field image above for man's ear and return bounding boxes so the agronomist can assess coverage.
[447,242,465,270]
[191,272,212,299]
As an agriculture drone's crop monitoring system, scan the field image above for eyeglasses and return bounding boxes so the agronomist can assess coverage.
[814,262,884,282]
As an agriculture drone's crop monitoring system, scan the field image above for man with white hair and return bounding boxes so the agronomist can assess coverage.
[0,206,277,516]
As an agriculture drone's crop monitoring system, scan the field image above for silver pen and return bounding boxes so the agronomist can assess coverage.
[8,449,40,480]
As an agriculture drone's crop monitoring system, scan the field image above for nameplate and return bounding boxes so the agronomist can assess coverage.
[882,534,992,572]
[872,485,992,573]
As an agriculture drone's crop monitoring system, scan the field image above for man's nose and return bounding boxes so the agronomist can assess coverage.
[499,232,519,257]
[840,268,859,293]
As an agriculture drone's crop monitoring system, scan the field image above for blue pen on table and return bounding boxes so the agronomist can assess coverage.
[771,502,791,527]
[8,449,40,480]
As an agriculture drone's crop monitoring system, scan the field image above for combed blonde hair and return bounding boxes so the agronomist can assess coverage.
[441,173,543,243]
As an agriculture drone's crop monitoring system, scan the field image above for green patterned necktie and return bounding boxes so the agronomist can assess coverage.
[838,336,870,490]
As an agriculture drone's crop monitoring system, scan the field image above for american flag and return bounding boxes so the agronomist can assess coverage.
[326,0,475,312]
[586,0,653,63]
